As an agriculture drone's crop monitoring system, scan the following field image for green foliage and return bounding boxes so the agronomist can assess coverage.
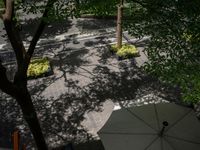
[80,0,119,16]
[11,0,119,22]
[13,0,81,22]
[182,32,192,42]
[124,0,200,104]
[111,44,118,52]
[111,44,139,58]
[0,0,4,8]
[27,57,50,78]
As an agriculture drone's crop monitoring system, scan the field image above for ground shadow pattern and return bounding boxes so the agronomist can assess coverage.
[0,18,198,150]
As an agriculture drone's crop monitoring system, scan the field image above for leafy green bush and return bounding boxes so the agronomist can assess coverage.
[0,0,4,8]
[111,44,139,58]
[80,0,118,17]
[182,32,192,42]
[27,57,50,78]
[111,44,118,52]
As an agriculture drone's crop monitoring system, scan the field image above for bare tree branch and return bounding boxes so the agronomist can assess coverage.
[2,0,26,67]
[2,0,12,20]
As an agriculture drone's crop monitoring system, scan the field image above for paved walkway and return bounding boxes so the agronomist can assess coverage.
[0,18,194,149]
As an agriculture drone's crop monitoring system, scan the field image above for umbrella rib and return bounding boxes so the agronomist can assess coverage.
[124,108,157,132]
[163,137,177,150]
[161,138,163,150]
[154,104,160,130]
[99,131,157,135]
[143,136,159,150]
[166,135,200,145]
[165,109,192,132]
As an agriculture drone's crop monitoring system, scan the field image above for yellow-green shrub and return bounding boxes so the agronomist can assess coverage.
[111,44,138,58]
[27,57,50,77]
[111,44,118,52]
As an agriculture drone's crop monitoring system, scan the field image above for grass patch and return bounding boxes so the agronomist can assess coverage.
[27,57,51,78]
[111,44,139,59]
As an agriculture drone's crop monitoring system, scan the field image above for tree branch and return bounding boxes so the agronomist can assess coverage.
[3,0,12,20]
[2,0,26,66]
[26,0,57,63]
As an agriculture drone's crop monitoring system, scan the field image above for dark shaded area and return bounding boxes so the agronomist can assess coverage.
[80,15,117,20]
[74,140,104,150]
[20,18,73,42]
[76,18,116,34]
[52,140,104,150]
[0,104,16,148]
[0,17,72,65]
[0,19,6,45]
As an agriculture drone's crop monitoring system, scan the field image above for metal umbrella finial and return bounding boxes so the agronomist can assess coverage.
[159,121,169,137]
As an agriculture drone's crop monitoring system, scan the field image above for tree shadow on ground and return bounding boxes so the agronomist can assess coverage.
[76,18,116,34]
[84,36,112,48]
[20,18,73,42]
[0,94,19,148]
[0,18,196,150]
[0,34,189,149]
[0,17,73,65]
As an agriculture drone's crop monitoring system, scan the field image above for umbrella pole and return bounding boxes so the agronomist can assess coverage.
[159,121,169,137]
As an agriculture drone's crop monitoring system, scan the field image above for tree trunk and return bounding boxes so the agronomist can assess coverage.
[1,1,57,149]
[16,89,48,150]
[116,5,123,49]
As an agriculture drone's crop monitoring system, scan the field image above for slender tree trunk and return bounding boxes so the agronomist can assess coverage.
[1,1,57,149]
[15,88,48,150]
[116,5,123,49]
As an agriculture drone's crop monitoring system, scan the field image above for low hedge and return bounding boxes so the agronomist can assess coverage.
[111,44,139,59]
[27,57,51,78]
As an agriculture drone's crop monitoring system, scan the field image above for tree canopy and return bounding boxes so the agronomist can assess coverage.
[79,0,119,16]
[124,0,200,104]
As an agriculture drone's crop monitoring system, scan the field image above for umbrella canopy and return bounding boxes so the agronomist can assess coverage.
[98,103,200,150]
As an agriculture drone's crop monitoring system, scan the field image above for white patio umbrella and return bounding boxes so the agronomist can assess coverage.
[98,103,200,150]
